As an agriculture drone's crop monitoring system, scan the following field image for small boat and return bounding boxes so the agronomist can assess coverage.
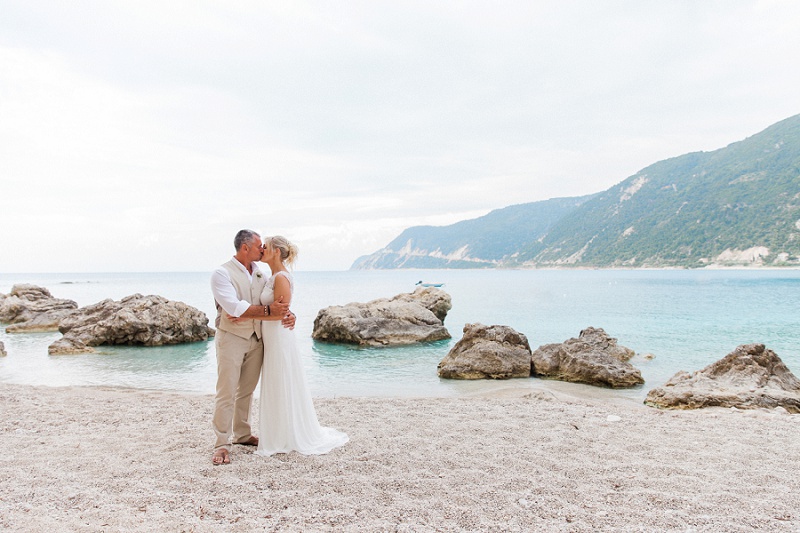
[415,281,444,288]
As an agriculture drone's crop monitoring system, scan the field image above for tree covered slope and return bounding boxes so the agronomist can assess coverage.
[353,114,800,269]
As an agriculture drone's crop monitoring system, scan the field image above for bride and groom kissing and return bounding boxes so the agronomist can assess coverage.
[209,229,348,465]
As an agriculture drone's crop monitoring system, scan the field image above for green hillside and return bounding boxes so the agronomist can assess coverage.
[352,114,800,269]
[524,114,800,267]
[351,196,593,269]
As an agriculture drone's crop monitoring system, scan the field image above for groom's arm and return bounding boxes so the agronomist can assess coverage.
[235,299,295,329]
[210,268,251,317]
[237,298,290,319]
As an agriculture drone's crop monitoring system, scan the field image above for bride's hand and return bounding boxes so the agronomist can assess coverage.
[282,312,296,330]
[228,313,246,324]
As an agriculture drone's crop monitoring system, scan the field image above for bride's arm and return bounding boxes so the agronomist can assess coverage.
[271,273,292,308]
[269,274,295,329]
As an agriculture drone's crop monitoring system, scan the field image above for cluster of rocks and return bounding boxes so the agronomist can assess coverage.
[313,286,800,412]
[438,324,644,388]
[7,283,797,413]
[311,287,643,388]
[438,322,800,410]
[1,284,214,355]
[312,287,451,346]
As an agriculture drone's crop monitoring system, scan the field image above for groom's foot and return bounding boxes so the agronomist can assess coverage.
[212,448,231,466]
[235,436,259,447]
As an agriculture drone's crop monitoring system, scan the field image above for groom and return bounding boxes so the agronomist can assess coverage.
[210,229,294,465]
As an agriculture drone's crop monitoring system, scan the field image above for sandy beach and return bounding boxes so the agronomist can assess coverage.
[1,383,798,532]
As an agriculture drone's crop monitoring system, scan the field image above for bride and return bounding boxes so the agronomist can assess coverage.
[252,235,348,456]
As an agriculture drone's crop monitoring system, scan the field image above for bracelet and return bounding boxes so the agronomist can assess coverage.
[263,305,268,316]
[267,305,271,316]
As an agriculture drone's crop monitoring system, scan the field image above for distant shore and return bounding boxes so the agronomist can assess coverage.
[3,264,800,279]
[1,383,798,531]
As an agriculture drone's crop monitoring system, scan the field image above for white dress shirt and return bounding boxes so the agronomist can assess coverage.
[210,258,262,317]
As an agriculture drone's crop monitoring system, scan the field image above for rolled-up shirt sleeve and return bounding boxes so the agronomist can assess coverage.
[210,267,253,318]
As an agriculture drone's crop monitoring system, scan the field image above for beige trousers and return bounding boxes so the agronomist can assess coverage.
[212,329,264,450]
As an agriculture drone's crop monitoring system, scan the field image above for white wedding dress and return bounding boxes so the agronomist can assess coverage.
[256,271,348,456]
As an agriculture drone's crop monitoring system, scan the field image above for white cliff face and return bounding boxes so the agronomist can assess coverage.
[610,175,649,217]
[556,236,596,265]
[713,246,770,264]
[390,242,495,264]
[430,245,470,261]
[620,175,648,202]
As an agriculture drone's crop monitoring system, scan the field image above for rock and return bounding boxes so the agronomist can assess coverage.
[644,343,800,413]
[531,327,644,388]
[0,284,79,332]
[437,323,532,379]
[576,326,635,361]
[48,294,215,355]
[312,287,451,346]
[0,341,6,357]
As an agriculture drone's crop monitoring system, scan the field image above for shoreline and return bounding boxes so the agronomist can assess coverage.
[1,382,798,531]
[3,264,800,277]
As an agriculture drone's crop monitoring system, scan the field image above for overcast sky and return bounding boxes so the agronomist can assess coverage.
[2,1,799,272]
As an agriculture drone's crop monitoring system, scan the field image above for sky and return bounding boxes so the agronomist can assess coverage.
[1,1,799,272]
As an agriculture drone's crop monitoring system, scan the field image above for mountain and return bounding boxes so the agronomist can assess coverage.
[352,114,800,269]
[351,195,595,269]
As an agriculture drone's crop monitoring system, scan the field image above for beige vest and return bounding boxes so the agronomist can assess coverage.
[215,259,267,340]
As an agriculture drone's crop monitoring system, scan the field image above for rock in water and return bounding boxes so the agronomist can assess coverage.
[531,327,644,388]
[645,343,800,412]
[312,287,451,346]
[0,284,78,332]
[0,341,6,357]
[437,323,532,379]
[48,294,215,355]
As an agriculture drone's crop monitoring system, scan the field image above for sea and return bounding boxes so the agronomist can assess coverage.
[1,269,799,403]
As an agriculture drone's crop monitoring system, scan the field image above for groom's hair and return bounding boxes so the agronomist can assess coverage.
[234,229,260,251]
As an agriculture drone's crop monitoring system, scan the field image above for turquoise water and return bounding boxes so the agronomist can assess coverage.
[1,269,799,401]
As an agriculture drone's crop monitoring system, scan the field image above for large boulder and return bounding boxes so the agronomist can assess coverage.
[531,327,644,388]
[645,343,800,413]
[48,294,215,355]
[0,284,79,332]
[312,287,451,346]
[438,323,532,379]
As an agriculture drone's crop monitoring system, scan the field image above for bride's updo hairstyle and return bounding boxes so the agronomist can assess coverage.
[265,235,298,267]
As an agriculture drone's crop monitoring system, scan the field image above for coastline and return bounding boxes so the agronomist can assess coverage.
[4,264,800,277]
[1,383,798,531]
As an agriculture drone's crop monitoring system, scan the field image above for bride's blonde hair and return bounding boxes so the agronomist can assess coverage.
[265,235,298,266]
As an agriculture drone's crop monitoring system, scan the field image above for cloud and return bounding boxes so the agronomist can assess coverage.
[1,1,800,272]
